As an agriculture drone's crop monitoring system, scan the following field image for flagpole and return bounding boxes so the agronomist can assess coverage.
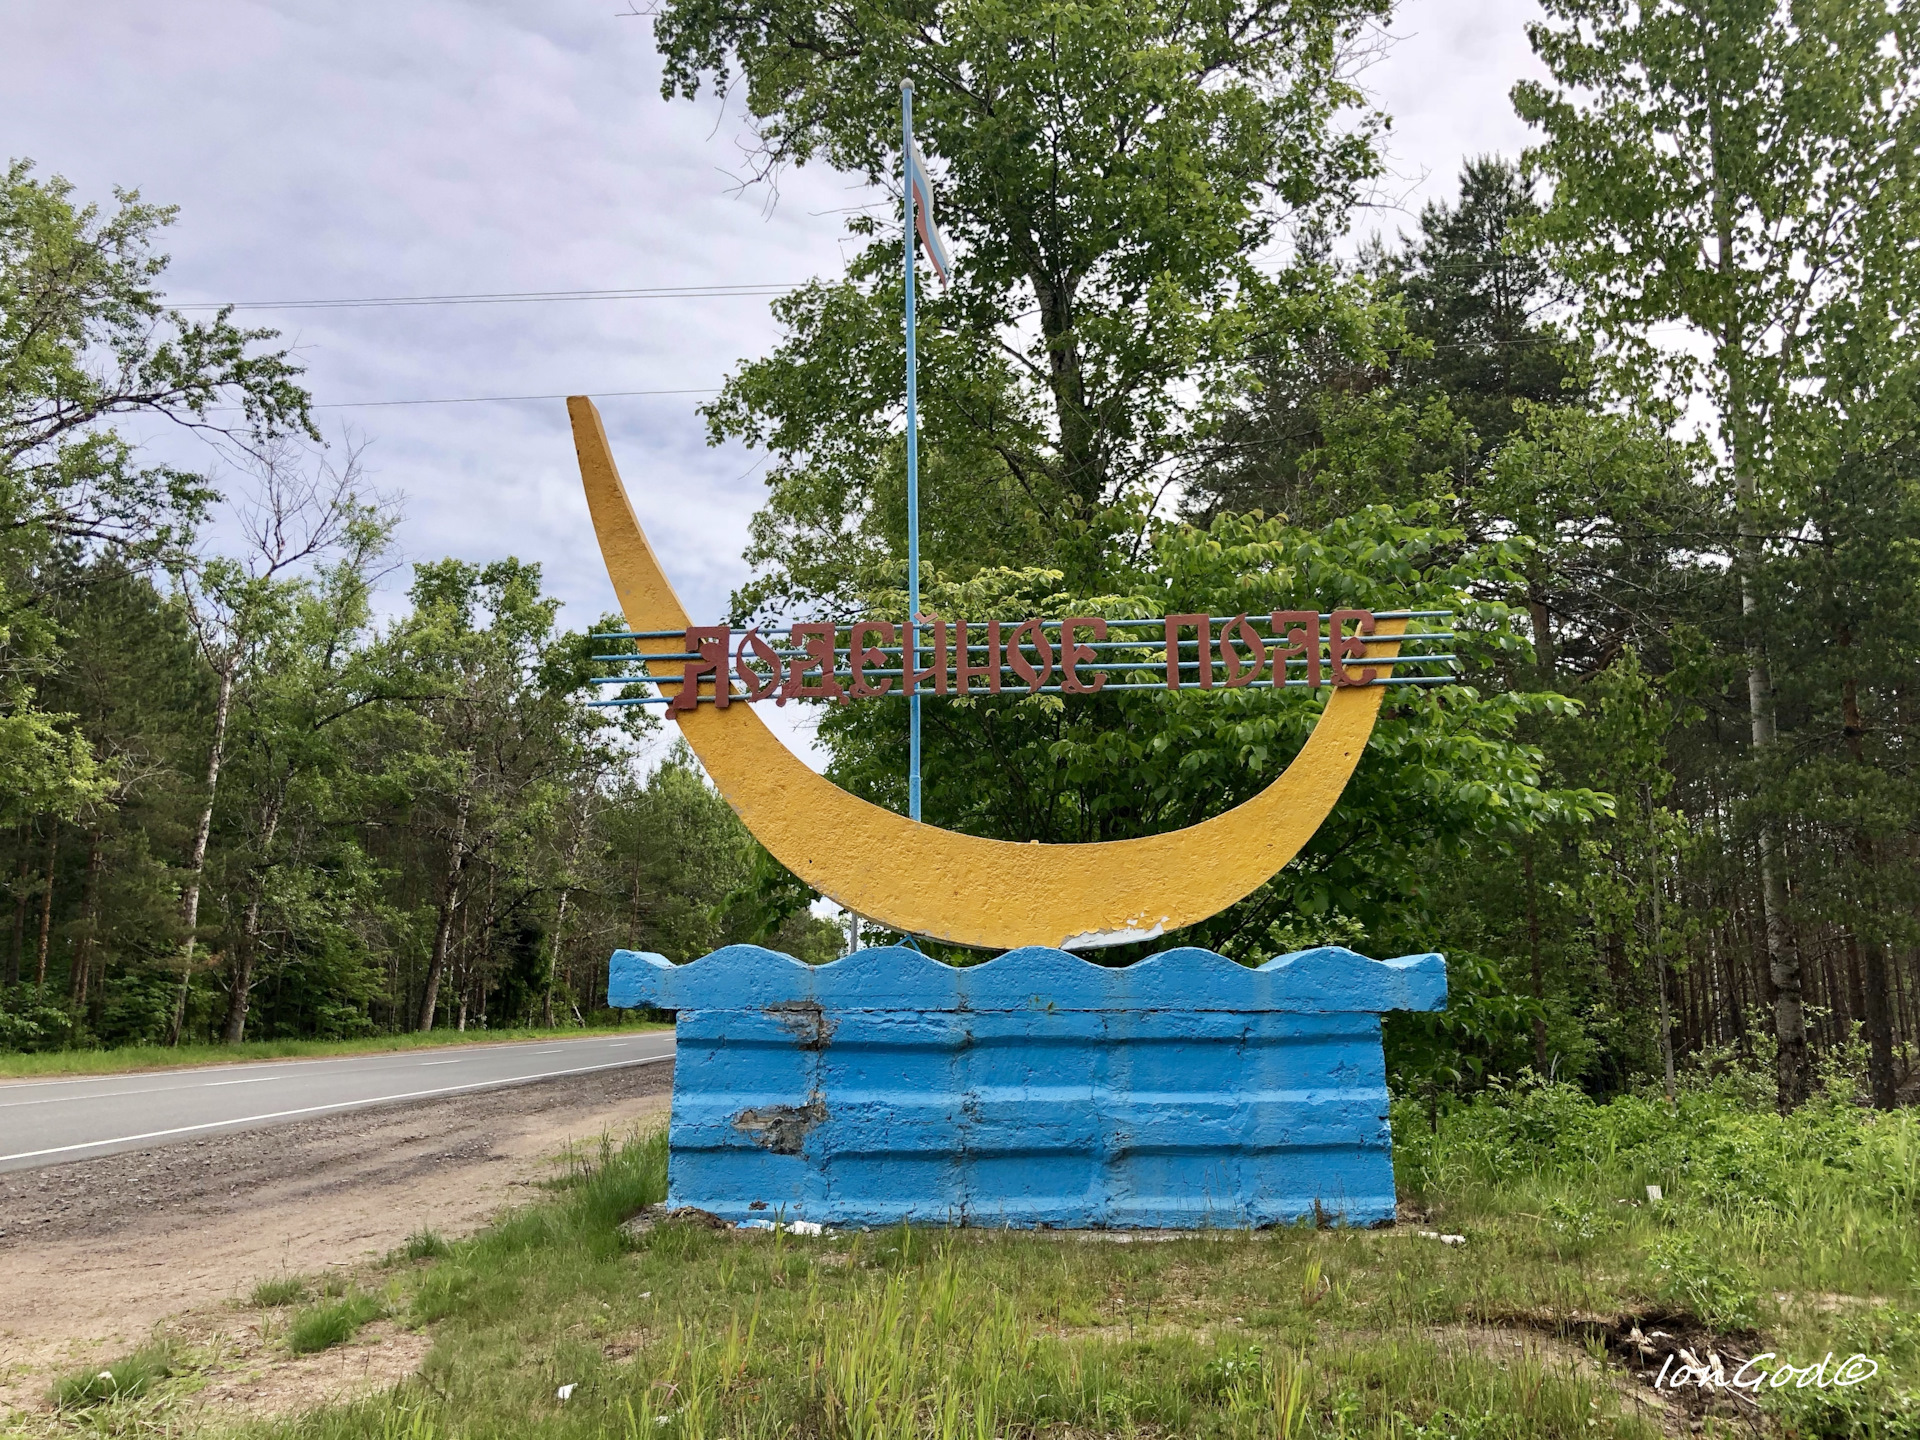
[902,78,923,824]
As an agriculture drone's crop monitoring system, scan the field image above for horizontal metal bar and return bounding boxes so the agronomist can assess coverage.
[588,653,1458,687]
[587,674,1459,706]
[589,610,1455,641]
[593,634,1456,665]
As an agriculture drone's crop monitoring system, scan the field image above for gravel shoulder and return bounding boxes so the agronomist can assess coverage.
[0,1059,672,1417]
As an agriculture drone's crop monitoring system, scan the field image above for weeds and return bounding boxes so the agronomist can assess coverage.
[250,1275,309,1308]
[79,1093,1920,1438]
[401,1229,450,1261]
[287,1291,383,1354]
[48,1338,173,1409]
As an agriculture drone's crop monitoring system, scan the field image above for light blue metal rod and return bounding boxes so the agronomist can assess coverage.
[902,78,923,824]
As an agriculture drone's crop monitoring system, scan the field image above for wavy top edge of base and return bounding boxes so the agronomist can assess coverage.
[608,943,1446,1014]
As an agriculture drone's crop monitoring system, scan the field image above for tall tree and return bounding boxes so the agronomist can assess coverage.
[0,158,310,823]
[215,467,394,1042]
[656,0,1389,606]
[1395,155,1582,451]
[395,559,605,1031]
[1514,0,1920,1109]
[163,442,371,1044]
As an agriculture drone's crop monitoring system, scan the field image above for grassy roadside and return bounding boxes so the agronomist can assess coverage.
[37,1062,1920,1438]
[0,1021,671,1080]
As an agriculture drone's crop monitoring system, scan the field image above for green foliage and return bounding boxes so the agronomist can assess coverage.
[0,984,77,1051]
[1398,1070,1920,1301]
[48,1338,173,1409]
[813,502,1605,961]
[402,1230,451,1262]
[0,157,311,826]
[250,1274,309,1308]
[663,0,1391,598]
[286,1290,384,1354]
[1648,1230,1758,1331]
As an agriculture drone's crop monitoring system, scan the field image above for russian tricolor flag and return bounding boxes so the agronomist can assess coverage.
[906,134,953,287]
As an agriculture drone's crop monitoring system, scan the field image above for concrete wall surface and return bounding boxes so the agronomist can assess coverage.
[611,943,1446,1229]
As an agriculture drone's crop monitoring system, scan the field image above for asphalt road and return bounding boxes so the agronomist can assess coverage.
[0,1032,676,1174]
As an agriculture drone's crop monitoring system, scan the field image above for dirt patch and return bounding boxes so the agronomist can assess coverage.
[1437,1324,1688,1435]
[167,1314,435,1422]
[0,1060,671,1416]
[1479,1307,1764,1434]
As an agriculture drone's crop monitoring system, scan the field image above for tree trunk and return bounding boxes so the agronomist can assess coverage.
[33,822,59,988]
[454,881,473,1032]
[1838,657,1896,1106]
[1028,264,1100,511]
[1862,940,1897,1110]
[1715,910,1746,1047]
[545,823,586,1030]
[1651,849,1675,1107]
[546,886,571,1030]
[416,788,471,1032]
[6,837,27,987]
[1526,572,1555,679]
[170,664,236,1045]
[70,830,103,1013]
[1525,847,1547,1071]
[1742,562,1801,1108]
[1844,939,1868,1041]
[221,789,285,1045]
[1707,73,1804,1110]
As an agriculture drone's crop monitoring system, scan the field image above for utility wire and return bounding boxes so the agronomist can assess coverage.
[306,387,721,410]
[171,283,803,313]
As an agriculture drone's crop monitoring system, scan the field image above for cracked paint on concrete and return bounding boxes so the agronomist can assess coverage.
[731,1095,830,1155]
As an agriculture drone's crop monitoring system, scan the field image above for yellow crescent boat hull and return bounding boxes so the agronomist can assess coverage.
[571,396,1401,951]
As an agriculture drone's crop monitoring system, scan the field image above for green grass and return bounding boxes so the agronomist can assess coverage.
[250,1275,309,1308]
[0,1021,670,1079]
[48,1338,173,1409]
[208,1130,1673,1440]
[286,1292,386,1355]
[118,1065,1920,1437]
[401,1229,451,1262]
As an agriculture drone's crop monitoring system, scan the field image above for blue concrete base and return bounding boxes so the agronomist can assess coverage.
[609,944,1445,1229]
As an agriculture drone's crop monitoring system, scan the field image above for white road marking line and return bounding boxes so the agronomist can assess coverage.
[0,1041,672,1108]
[0,1035,659,1093]
[0,1080,291,1109]
[0,1054,673,1166]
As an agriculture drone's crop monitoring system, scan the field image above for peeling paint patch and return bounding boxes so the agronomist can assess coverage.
[731,1097,829,1154]
[1060,924,1165,951]
[764,999,835,1049]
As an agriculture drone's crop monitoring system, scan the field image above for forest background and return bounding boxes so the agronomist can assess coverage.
[1,0,1915,1120]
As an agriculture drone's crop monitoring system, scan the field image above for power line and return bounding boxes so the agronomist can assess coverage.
[171,283,802,313]
[306,387,721,410]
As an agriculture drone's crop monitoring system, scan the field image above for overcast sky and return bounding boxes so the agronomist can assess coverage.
[1,0,1548,765]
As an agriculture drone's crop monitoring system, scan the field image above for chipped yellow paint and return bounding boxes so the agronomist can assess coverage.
[570,396,1403,951]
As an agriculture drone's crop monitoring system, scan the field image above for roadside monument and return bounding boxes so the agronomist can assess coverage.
[573,397,1451,1227]
[583,79,1450,1227]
